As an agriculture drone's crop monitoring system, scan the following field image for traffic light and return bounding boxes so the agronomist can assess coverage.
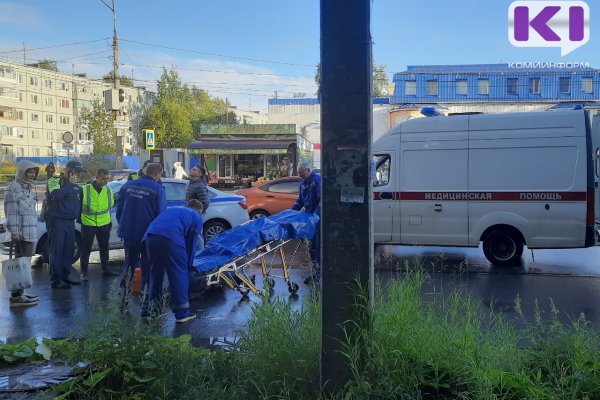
[118,88,125,102]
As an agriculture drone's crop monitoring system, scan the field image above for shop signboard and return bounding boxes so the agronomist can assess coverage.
[189,148,288,155]
[198,124,296,135]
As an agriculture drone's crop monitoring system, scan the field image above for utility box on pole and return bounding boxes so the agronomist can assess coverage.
[104,89,120,111]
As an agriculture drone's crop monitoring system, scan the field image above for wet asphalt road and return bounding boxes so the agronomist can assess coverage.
[2,242,600,344]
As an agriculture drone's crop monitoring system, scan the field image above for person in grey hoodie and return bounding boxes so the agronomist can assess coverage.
[3,160,41,307]
[185,165,209,252]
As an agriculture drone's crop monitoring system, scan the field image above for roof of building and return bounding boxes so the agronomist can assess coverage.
[268,97,390,106]
[396,63,600,76]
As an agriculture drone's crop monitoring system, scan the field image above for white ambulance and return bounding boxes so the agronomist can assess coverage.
[373,109,599,265]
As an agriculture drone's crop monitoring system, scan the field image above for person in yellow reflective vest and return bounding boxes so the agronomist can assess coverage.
[127,160,150,181]
[79,169,119,281]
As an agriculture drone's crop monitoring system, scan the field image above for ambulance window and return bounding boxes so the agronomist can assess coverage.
[373,155,391,187]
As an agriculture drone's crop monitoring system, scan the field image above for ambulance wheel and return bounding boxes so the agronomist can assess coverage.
[288,282,299,294]
[483,228,523,266]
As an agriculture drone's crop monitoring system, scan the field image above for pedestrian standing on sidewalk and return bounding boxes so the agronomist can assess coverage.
[3,160,40,306]
[185,165,209,252]
[79,169,120,281]
[143,199,203,323]
[116,163,166,301]
[46,160,85,289]
[44,162,55,180]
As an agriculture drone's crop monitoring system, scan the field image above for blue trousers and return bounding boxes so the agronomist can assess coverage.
[145,234,190,318]
[121,240,150,298]
[49,218,76,285]
[310,221,321,272]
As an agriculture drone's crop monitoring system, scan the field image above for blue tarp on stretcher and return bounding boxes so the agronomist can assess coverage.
[192,209,319,273]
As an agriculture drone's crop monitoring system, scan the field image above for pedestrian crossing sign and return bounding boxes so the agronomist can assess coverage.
[144,129,155,150]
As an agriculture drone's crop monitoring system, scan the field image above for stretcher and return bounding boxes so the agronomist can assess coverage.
[205,239,302,296]
[193,210,318,297]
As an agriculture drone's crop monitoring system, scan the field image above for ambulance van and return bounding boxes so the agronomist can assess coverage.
[373,109,598,265]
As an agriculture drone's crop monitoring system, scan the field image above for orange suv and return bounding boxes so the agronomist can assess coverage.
[235,177,302,219]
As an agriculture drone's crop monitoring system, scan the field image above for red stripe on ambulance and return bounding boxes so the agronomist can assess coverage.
[373,192,587,201]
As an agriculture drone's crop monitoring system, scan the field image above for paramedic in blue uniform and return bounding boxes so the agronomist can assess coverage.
[143,199,203,323]
[116,163,166,300]
[46,160,85,288]
[291,161,321,284]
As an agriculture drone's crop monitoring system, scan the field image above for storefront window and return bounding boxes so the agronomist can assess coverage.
[266,155,279,179]
[218,154,232,177]
[235,154,264,179]
[205,155,218,181]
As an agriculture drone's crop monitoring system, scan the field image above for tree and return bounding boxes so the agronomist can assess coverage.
[35,59,58,71]
[372,63,389,98]
[314,60,390,97]
[102,71,134,88]
[139,68,235,148]
[79,99,116,154]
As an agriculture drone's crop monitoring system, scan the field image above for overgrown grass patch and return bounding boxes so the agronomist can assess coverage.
[4,268,600,399]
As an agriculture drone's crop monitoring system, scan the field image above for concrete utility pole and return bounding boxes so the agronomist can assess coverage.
[101,0,122,166]
[320,0,373,391]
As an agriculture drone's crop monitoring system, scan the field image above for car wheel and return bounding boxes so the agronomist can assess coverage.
[38,233,82,265]
[204,220,230,243]
[482,228,523,266]
[250,210,270,219]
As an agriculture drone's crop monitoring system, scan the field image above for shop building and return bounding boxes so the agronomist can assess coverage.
[189,124,312,187]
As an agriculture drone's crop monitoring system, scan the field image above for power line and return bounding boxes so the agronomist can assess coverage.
[0,38,110,55]
[119,62,314,79]
[55,50,112,63]
[120,38,317,68]
[130,76,315,88]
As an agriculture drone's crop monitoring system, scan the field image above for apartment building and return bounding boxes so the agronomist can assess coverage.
[0,60,150,162]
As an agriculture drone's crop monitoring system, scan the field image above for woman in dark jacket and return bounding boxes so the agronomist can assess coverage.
[185,166,209,252]
[185,166,210,212]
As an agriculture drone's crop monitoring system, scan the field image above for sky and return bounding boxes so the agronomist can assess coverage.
[0,0,597,113]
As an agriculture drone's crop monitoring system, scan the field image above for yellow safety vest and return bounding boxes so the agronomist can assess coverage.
[81,183,114,227]
[47,176,61,193]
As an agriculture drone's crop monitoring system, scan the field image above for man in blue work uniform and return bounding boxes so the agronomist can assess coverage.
[46,160,85,289]
[116,163,166,302]
[291,161,321,284]
[143,199,204,323]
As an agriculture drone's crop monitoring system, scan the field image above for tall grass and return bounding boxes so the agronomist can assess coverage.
[342,269,600,399]
[40,268,600,399]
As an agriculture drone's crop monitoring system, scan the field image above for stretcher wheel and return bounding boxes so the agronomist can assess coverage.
[288,282,299,294]
[239,287,250,297]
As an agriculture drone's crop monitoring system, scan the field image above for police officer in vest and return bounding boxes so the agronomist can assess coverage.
[79,169,120,281]
[127,160,151,181]
[46,160,85,289]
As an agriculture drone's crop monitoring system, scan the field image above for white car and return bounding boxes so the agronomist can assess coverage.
[0,178,250,264]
